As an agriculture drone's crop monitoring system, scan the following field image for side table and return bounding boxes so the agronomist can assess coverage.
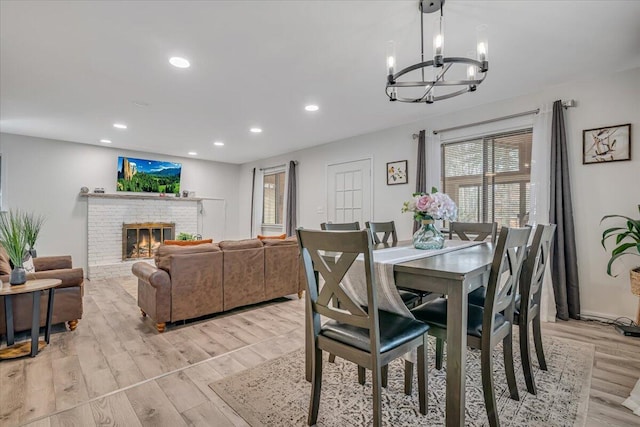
[0,278,61,359]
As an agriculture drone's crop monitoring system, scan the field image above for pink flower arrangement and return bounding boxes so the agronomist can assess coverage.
[402,188,457,222]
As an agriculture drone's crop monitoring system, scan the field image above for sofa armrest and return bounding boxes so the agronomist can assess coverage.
[33,256,72,271]
[132,262,170,291]
[27,268,84,289]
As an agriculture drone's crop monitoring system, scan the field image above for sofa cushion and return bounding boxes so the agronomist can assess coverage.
[257,233,286,241]
[154,243,221,272]
[164,239,213,246]
[0,247,11,275]
[262,238,297,247]
[218,239,263,250]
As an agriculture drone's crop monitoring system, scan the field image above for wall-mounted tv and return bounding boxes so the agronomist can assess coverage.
[117,156,182,193]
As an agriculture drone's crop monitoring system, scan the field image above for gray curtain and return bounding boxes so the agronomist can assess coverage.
[549,100,581,320]
[413,130,427,233]
[285,161,297,236]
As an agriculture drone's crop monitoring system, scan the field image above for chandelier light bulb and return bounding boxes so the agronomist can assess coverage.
[467,65,476,80]
[386,41,396,77]
[433,15,444,66]
[477,42,487,62]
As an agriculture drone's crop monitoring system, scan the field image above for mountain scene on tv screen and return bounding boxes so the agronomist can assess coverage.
[117,157,181,193]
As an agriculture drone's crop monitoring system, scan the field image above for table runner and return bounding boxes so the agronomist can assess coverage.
[340,240,482,319]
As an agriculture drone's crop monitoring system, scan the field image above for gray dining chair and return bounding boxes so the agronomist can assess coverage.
[297,228,429,426]
[320,221,361,231]
[449,221,498,243]
[408,226,530,427]
[468,223,556,395]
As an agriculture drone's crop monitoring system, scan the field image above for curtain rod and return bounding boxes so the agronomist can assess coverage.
[411,99,576,138]
[259,160,298,171]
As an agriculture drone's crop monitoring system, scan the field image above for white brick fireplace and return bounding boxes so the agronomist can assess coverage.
[85,194,199,279]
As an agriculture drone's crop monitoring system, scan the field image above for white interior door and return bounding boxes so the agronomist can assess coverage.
[327,159,372,226]
[199,199,226,241]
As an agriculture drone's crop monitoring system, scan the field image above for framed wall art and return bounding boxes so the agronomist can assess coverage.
[583,123,631,164]
[387,160,408,185]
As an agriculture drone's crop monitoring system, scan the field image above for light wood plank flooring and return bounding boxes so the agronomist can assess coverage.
[0,277,638,426]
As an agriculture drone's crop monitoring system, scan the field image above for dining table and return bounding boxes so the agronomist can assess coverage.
[304,240,495,427]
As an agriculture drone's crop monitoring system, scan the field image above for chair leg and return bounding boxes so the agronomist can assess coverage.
[372,361,382,427]
[481,346,500,427]
[328,354,336,363]
[308,348,323,426]
[532,314,547,371]
[358,366,366,385]
[503,332,520,401]
[381,365,388,388]
[435,338,444,370]
[404,361,413,395]
[519,320,537,395]
[418,336,428,415]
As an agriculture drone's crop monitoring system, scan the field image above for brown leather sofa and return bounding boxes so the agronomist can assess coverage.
[0,255,84,334]
[132,237,304,332]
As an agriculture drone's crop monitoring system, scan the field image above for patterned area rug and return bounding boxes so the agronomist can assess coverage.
[210,335,593,426]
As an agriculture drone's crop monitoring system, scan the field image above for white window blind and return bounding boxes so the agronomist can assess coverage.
[442,129,532,228]
[262,170,286,226]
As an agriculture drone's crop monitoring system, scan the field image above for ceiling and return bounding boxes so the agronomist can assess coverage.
[1,1,639,164]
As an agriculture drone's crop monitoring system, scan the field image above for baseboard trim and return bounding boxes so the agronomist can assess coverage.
[580,309,631,323]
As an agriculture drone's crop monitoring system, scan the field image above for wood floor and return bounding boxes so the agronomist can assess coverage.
[0,277,638,427]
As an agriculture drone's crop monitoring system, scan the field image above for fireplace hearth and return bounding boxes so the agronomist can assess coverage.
[123,222,175,260]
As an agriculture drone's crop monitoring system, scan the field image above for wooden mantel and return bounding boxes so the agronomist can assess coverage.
[79,193,203,202]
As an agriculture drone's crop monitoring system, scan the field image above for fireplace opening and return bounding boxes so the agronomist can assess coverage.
[123,222,175,260]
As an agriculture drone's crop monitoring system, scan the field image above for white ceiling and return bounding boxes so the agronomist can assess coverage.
[1,1,639,164]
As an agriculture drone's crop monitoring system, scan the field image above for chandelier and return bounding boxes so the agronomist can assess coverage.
[386,0,488,104]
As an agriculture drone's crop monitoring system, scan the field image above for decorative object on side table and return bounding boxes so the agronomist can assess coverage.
[402,187,457,250]
[23,212,45,258]
[387,160,408,185]
[601,204,640,333]
[0,210,29,285]
[583,123,631,164]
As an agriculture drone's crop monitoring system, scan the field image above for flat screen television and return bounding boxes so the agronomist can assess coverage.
[117,156,182,193]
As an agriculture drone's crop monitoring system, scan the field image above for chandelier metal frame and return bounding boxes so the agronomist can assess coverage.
[386,0,489,104]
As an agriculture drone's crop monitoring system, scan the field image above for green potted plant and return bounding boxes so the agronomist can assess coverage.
[601,205,640,323]
[0,210,29,285]
[23,212,45,258]
[177,232,196,241]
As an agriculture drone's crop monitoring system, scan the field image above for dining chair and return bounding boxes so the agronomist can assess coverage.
[468,223,556,395]
[366,221,398,245]
[320,221,361,231]
[297,228,429,426]
[408,226,530,427]
[449,221,498,243]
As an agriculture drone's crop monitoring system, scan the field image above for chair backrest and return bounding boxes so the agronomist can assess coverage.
[483,227,531,336]
[320,222,360,231]
[365,221,398,245]
[449,222,498,243]
[519,224,556,315]
[296,228,381,348]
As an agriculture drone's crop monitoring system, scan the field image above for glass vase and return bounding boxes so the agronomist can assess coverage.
[413,219,445,250]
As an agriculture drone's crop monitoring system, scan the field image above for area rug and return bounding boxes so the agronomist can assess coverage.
[210,336,593,426]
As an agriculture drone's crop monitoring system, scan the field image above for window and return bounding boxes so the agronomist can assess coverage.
[442,129,532,228]
[262,170,286,226]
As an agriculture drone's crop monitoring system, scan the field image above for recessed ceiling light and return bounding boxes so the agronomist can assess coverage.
[188,151,198,156]
[100,139,112,144]
[213,141,225,146]
[169,57,190,68]
[113,123,127,129]
[250,127,262,133]
[305,104,319,112]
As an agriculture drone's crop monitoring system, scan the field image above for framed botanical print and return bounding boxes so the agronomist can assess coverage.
[387,160,408,185]
[583,123,631,164]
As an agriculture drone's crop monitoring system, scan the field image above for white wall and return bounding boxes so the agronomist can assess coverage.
[238,67,640,320]
[0,133,242,272]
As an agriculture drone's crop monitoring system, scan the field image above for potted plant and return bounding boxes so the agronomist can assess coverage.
[0,210,29,285]
[601,205,640,322]
[23,212,45,258]
[177,232,196,241]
